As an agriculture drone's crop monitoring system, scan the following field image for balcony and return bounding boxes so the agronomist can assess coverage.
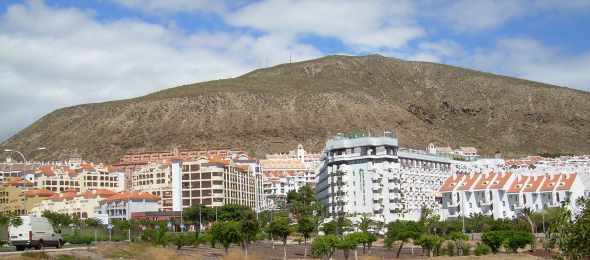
[446,200,460,207]
[372,204,384,211]
[480,199,493,206]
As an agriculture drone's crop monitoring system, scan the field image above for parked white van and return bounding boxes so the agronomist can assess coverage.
[8,216,63,251]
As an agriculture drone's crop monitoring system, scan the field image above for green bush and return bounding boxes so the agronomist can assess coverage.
[504,231,534,253]
[462,243,471,256]
[63,230,93,245]
[475,242,491,256]
[446,241,455,256]
[481,231,504,254]
[173,233,195,250]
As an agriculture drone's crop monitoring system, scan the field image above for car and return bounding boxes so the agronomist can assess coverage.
[8,216,63,251]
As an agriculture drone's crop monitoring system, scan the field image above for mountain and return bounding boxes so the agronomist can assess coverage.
[3,55,590,162]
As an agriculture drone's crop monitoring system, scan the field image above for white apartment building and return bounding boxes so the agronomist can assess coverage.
[439,171,588,220]
[30,189,117,219]
[261,144,320,209]
[316,132,452,223]
[131,162,174,211]
[98,191,161,221]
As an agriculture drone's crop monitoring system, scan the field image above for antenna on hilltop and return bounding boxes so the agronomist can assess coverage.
[289,53,292,63]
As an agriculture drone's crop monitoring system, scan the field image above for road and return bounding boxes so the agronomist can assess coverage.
[0,245,95,256]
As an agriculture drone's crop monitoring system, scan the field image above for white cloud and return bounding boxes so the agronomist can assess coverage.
[226,0,423,50]
[111,0,227,14]
[468,38,590,90]
[0,0,321,141]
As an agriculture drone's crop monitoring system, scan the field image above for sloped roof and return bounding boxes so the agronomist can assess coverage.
[103,191,160,202]
[439,175,464,192]
[540,174,560,192]
[508,176,529,193]
[556,173,576,191]
[523,175,545,193]
[24,188,56,198]
[473,172,496,190]
[458,174,480,191]
[488,172,512,190]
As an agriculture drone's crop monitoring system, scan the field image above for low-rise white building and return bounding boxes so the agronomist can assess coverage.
[30,189,117,219]
[98,191,160,221]
[131,162,174,211]
[439,171,588,220]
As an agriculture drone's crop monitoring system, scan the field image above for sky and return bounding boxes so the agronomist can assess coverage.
[1,0,590,142]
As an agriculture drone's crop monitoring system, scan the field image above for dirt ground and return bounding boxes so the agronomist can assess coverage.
[3,242,548,260]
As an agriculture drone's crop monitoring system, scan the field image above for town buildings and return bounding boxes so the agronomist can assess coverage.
[0,177,55,216]
[113,147,248,190]
[34,164,124,193]
[130,162,174,211]
[316,132,452,223]
[173,157,259,209]
[260,144,320,209]
[98,191,160,221]
[439,171,589,220]
[30,189,117,220]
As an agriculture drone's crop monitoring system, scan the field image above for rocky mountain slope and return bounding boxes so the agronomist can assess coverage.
[3,55,590,162]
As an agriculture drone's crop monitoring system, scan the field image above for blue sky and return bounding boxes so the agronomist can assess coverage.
[1,0,590,142]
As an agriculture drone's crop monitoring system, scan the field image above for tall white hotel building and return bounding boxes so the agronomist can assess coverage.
[315,132,452,223]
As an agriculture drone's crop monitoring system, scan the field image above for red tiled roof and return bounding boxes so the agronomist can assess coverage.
[488,172,512,190]
[3,177,33,187]
[103,191,160,202]
[473,172,496,190]
[540,175,557,192]
[37,165,55,176]
[507,176,529,193]
[24,189,56,198]
[523,175,544,193]
[458,174,480,191]
[556,173,576,191]
[439,175,464,193]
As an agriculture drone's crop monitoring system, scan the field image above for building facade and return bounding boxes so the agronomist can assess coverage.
[30,189,117,219]
[131,162,174,211]
[34,165,124,192]
[439,171,588,220]
[98,192,160,221]
[261,144,320,209]
[173,158,258,209]
[316,132,452,223]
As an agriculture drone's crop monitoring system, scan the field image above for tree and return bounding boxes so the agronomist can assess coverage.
[297,216,315,257]
[321,221,338,235]
[384,220,423,258]
[211,221,242,254]
[183,204,215,237]
[218,204,251,222]
[336,235,359,260]
[0,212,22,227]
[416,235,444,257]
[84,218,102,242]
[269,216,292,260]
[173,233,194,250]
[504,231,534,253]
[240,210,259,256]
[481,231,504,254]
[448,232,469,256]
[358,215,373,233]
[549,198,590,259]
[42,211,72,230]
[312,235,338,260]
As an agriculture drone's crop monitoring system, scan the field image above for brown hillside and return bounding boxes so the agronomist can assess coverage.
[3,55,590,162]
